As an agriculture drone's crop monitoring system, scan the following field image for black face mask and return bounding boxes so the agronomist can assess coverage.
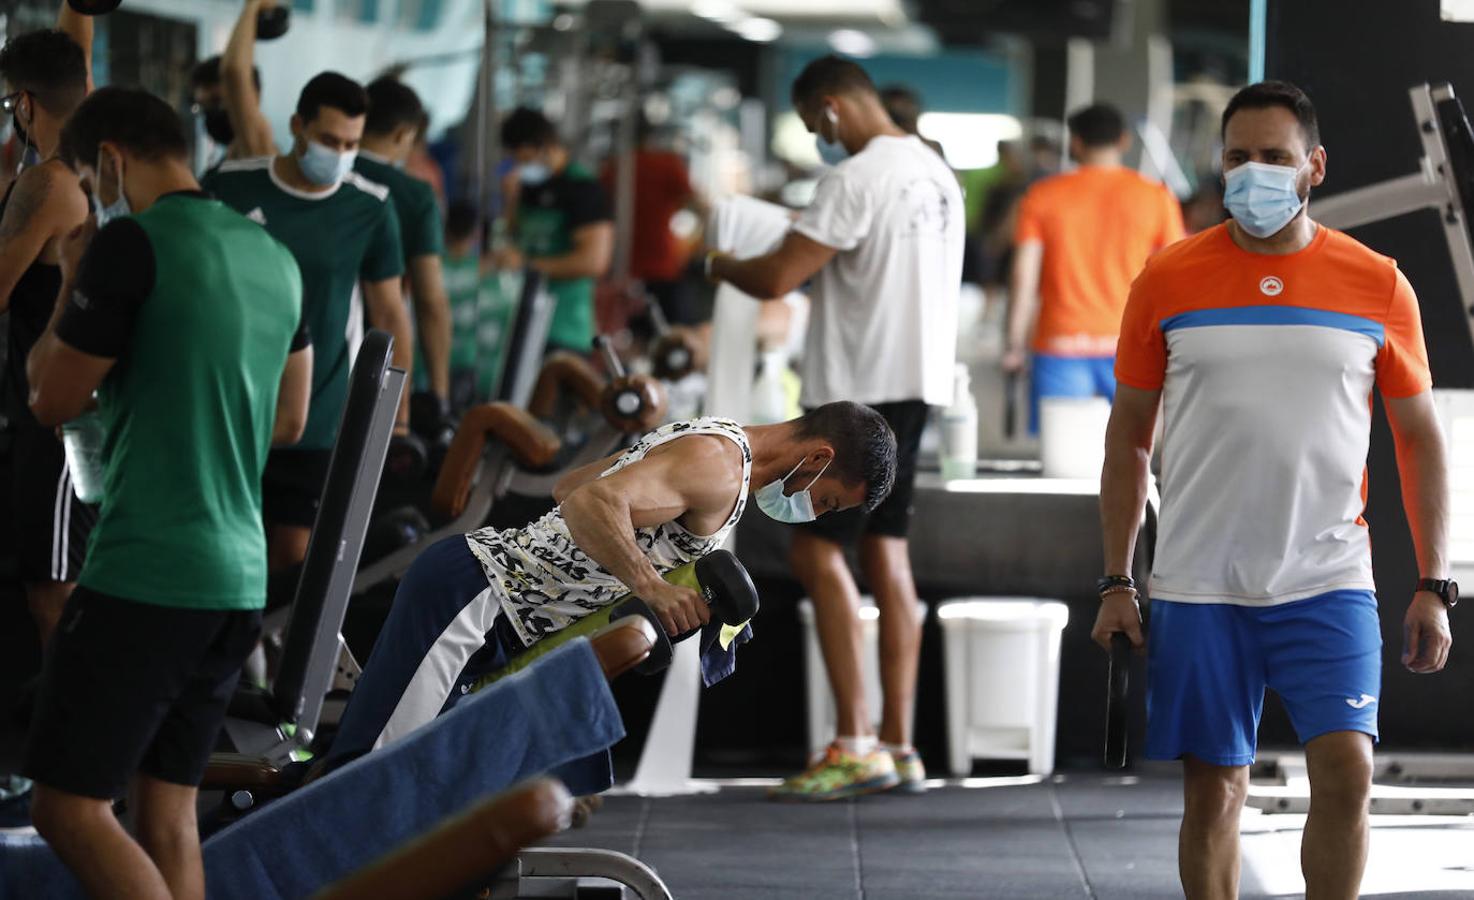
[202,107,234,147]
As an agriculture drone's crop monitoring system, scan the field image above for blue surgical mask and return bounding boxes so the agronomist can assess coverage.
[755,457,831,524]
[93,151,130,228]
[816,107,848,167]
[299,139,356,187]
[519,162,551,186]
[1223,160,1308,239]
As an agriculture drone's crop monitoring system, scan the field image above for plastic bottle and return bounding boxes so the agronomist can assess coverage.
[940,364,978,481]
[61,408,107,504]
[751,350,790,425]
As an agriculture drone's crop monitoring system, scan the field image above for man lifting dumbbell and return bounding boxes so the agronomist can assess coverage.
[326,402,897,766]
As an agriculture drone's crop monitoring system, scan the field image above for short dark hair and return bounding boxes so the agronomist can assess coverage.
[60,86,189,168]
[190,55,261,95]
[1067,103,1125,148]
[0,29,87,116]
[445,201,478,243]
[296,71,367,122]
[879,84,922,134]
[365,76,423,136]
[1221,80,1320,149]
[499,106,558,150]
[790,55,877,109]
[796,401,897,512]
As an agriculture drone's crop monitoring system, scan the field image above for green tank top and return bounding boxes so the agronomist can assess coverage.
[79,197,302,610]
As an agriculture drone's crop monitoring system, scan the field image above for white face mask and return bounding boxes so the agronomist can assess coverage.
[1222,159,1310,238]
[298,138,356,186]
[755,457,831,524]
[93,150,130,228]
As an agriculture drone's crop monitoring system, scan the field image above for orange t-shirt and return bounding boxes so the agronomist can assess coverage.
[1114,223,1431,607]
[1014,165,1185,355]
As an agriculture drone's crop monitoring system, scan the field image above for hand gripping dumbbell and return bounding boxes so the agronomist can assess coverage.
[607,550,760,675]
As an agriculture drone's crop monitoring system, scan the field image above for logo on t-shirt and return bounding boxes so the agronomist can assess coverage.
[1259,276,1284,296]
[246,207,267,225]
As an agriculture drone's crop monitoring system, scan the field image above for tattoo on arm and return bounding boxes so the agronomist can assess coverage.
[0,165,55,245]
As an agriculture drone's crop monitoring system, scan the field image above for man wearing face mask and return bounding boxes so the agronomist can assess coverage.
[204,72,411,574]
[493,106,613,354]
[1093,81,1454,899]
[1003,103,1184,432]
[356,76,452,409]
[0,10,94,647]
[188,55,271,166]
[24,86,306,900]
[707,55,963,800]
[323,403,897,768]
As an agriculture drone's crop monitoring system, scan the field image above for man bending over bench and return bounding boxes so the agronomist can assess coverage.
[329,403,897,765]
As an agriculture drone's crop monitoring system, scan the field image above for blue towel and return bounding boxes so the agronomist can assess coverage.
[0,638,625,900]
[699,620,754,688]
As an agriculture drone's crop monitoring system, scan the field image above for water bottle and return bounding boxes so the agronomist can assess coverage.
[940,364,978,481]
[751,350,790,425]
[61,409,107,504]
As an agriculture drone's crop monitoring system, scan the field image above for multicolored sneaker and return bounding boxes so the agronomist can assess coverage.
[888,748,928,794]
[768,744,900,802]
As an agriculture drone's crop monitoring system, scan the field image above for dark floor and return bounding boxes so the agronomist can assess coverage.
[541,771,1474,900]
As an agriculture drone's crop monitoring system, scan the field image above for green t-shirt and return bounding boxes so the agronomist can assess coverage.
[55,194,303,610]
[204,158,404,449]
[355,154,445,392]
[516,162,611,351]
[444,251,481,371]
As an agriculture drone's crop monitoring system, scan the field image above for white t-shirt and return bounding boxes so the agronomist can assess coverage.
[793,135,964,408]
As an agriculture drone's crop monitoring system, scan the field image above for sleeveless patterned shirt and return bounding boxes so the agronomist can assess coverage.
[465,417,753,647]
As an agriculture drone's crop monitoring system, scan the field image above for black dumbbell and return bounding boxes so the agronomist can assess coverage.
[66,0,122,13]
[257,4,291,40]
[362,505,431,565]
[607,550,760,675]
[592,335,644,418]
[410,390,457,472]
[385,432,429,483]
[1104,632,1131,769]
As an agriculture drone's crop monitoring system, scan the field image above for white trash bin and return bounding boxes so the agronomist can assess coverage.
[938,598,1070,776]
[1039,396,1111,480]
[796,596,928,756]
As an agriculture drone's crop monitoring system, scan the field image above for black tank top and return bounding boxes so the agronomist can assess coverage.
[0,178,64,429]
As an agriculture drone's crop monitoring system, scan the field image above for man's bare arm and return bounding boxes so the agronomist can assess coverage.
[1385,389,1453,674]
[559,437,741,634]
[272,345,312,446]
[528,222,613,281]
[222,0,277,157]
[361,275,414,432]
[408,254,452,399]
[709,230,837,300]
[1004,240,1044,365]
[551,451,624,504]
[0,165,75,313]
[1090,384,1160,651]
[56,1,94,93]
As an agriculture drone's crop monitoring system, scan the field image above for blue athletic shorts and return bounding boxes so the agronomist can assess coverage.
[1145,589,1382,767]
[1029,354,1116,434]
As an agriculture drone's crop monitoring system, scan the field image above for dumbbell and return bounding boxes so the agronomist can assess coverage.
[409,390,457,474]
[385,432,429,483]
[607,549,760,675]
[256,0,291,40]
[66,0,122,13]
[363,505,431,565]
[592,335,664,430]
[643,299,702,381]
[1104,633,1132,769]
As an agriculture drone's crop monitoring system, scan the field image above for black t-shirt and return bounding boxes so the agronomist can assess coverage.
[58,192,309,358]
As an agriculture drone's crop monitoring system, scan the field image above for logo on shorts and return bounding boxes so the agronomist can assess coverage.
[1259,276,1284,296]
[1345,693,1377,709]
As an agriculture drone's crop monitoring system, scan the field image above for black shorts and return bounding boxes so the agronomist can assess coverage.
[261,447,332,529]
[7,422,97,583]
[22,587,261,799]
[798,400,929,545]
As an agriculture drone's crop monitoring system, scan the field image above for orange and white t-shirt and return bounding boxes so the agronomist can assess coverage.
[1116,223,1432,606]
[1015,165,1185,356]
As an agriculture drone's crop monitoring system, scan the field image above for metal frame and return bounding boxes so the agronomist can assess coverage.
[1315,83,1474,354]
[490,849,674,900]
[1248,753,1474,815]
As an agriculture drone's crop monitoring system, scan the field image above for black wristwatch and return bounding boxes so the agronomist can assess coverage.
[1417,578,1459,610]
[1097,575,1136,597]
